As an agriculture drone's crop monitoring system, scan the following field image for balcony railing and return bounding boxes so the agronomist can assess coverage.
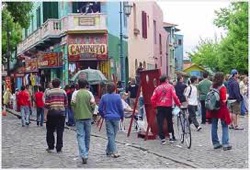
[17,13,107,55]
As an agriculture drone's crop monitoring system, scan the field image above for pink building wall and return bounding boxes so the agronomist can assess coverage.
[127,1,168,78]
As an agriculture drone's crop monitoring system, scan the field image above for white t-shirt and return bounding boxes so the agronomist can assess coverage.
[121,99,130,110]
[184,84,198,106]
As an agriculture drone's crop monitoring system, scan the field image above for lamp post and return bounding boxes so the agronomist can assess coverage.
[119,2,132,86]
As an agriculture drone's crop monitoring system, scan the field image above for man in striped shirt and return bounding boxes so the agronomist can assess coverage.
[45,78,68,153]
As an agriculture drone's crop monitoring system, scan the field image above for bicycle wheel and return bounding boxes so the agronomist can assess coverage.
[183,114,192,149]
[176,113,184,143]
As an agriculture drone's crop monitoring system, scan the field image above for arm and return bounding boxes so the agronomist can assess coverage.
[233,83,243,102]
[98,96,105,118]
[172,87,181,106]
[118,97,124,119]
[220,86,227,103]
[71,91,77,111]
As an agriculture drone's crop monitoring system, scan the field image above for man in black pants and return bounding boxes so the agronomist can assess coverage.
[44,78,68,153]
[151,75,181,145]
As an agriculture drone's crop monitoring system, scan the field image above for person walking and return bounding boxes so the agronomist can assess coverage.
[44,78,68,153]
[207,72,232,151]
[127,78,139,109]
[98,82,124,158]
[71,79,96,164]
[227,69,244,130]
[18,86,31,127]
[67,84,76,126]
[34,86,45,126]
[3,88,12,109]
[175,75,187,106]
[184,76,202,131]
[151,75,181,145]
[197,72,212,124]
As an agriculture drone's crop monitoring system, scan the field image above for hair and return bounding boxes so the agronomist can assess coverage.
[52,78,61,88]
[64,85,70,91]
[78,79,88,89]
[177,75,183,82]
[190,76,198,84]
[159,75,167,83]
[213,72,224,88]
[39,86,44,92]
[21,86,25,91]
[107,82,116,94]
[25,85,29,89]
[203,72,209,78]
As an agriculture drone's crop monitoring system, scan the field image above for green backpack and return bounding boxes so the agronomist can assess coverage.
[205,86,223,111]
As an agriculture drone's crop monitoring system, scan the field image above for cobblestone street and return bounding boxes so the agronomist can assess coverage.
[2,109,249,168]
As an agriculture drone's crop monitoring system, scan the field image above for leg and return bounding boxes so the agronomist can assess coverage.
[46,114,56,150]
[24,106,30,125]
[40,108,44,126]
[20,106,25,126]
[221,120,229,146]
[188,105,200,128]
[200,100,206,124]
[37,108,41,126]
[156,107,165,141]
[165,107,175,138]
[76,120,87,158]
[211,118,221,148]
[84,119,92,155]
[56,115,65,152]
[105,120,118,154]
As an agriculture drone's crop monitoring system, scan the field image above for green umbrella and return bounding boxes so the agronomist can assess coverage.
[70,68,108,85]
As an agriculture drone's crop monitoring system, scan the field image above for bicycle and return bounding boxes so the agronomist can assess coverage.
[175,106,192,149]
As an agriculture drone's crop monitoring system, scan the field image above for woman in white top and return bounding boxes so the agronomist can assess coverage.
[184,76,202,131]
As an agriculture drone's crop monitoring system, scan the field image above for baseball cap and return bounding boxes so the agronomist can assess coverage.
[231,69,238,76]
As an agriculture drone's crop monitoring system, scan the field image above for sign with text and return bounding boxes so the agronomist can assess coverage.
[79,17,95,26]
[37,52,63,68]
[25,58,38,72]
[68,44,107,61]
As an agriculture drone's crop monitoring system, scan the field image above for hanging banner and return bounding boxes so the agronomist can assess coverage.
[25,58,38,72]
[37,52,63,68]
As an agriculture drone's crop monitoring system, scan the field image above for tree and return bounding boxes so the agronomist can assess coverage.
[189,2,248,74]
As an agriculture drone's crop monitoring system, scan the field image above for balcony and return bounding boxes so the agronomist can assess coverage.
[17,13,107,55]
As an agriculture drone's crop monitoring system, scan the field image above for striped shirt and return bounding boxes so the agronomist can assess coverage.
[45,88,68,111]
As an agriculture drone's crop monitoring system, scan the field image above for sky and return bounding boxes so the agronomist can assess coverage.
[156,1,231,59]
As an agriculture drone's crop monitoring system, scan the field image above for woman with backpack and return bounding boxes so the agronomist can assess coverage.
[207,72,232,151]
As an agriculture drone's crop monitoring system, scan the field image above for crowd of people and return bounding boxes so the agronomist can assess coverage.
[2,68,248,164]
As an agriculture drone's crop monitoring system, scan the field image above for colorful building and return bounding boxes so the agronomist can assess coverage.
[174,34,184,71]
[16,1,129,88]
[127,1,168,78]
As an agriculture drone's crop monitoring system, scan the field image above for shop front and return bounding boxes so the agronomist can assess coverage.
[37,52,63,88]
[67,34,110,80]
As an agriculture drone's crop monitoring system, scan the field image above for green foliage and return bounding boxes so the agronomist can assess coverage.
[189,2,248,74]
[2,2,33,64]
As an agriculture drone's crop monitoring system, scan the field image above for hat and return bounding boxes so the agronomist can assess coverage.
[231,69,238,76]
[120,92,128,96]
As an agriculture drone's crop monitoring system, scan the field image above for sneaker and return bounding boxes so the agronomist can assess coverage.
[197,126,202,131]
[22,125,25,127]
[234,126,244,130]
[213,144,223,149]
[46,148,53,153]
[223,145,232,151]
[169,137,177,143]
[82,158,88,164]
[25,122,29,126]
[110,153,120,158]
[57,150,62,153]
[37,121,39,126]
[161,139,166,145]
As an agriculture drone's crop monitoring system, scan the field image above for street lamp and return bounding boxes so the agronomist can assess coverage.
[120,2,132,86]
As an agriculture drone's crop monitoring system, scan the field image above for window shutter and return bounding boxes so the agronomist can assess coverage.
[141,11,147,39]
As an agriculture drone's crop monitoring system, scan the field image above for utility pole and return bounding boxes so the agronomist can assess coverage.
[119,1,125,86]
[6,18,10,76]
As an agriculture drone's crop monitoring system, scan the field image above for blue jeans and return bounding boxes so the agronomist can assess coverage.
[37,107,44,126]
[20,106,30,126]
[67,108,75,126]
[76,119,92,159]
[240,101,246,115]
[211,118,229,147]
[105,119,119,154]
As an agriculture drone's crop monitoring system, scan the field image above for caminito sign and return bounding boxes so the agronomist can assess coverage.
[68,44,107,56]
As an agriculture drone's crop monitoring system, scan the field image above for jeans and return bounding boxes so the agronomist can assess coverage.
[156,106,174,140]
[67,108,75,126]
[76,119,92,159]
[211,118,229,147]
[200,100,206,123]
[20,106,30,126]
[240,101,246,115]
[105,120,119,154]
[188,105,199,128]
[37,107,44,126]
[46,111,65,151]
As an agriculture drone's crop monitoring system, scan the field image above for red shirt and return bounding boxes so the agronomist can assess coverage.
[18,90,30,106]
[35,91,45,108]
[151,82,181,108]
[207,86,231,125]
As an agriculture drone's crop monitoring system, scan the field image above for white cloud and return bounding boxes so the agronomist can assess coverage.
[157,1,230,56]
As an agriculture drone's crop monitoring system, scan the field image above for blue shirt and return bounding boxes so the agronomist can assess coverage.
[98,93,124,120]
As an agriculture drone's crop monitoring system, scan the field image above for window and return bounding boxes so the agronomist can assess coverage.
[159,34,162,54]
[143,61,146,69]
[31,15,34,32]
[36,7,41,28]
[147,15,149,27]
[43,2,59,23]
[154,20,156,44]
[141,11,147,38]
[72,2,100,13]
[135,59,138,70]
[25,29,28,38]
[178,39,182,45]
[133,3,137,29]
